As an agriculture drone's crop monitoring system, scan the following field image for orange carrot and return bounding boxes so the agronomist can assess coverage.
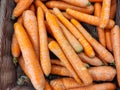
[48,40,81,83]
[14,0,19,3]
[46,13,93,85]
[14,23,45,90]
[89,0,103,2]
[29,4,36,13]
[111,25,120,86]
[17,16,23,25]
[22,10,39,59]
[78,52,103,66]
[51,59,65,66]
[53,8,95,58]
[45,81,52,90]
[105,29,112,51]
[110,0,116,19]
[69,83,116,90]
[94,3,106,47]
[71,19,114,63]
[12,0,33,18]
[37,7,51,76]
[46,1,94,14]
[66,8,115,29]
[61,0,91,7]
[99,0,111,29]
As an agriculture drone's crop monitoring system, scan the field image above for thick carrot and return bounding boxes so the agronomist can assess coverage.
[46,1,94,14]
[69,83,116,90]
[66,8,115,29]
[22,10,39,59]
[110,0,116,19]
[46,13,93,85]
[45,81,52,90]
[37,7,51,76]
[14,23,45,90]
[12,0,33,18]
[48,40,81,83]
[51,59,65,66]
[94,3,106,47]
[17,16,23,25]
[78,52,103,66]
[53,8,95,58]
[61,0,91,7]
[29,4,36,13]
[35,0,50,13]
[105,29,112,52]
[89,0,103,2]
[71,19,114,63]
[99,0,111,29]
[111,25,120,86]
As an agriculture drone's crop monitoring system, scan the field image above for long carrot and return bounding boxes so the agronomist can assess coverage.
[61,0,91,7]
[53,8,95,58]
[48,40,81,83]
[111,25,120,86]
[46,1,94,14]
[78,52,103,66]
[89,0,103,2]
[94,3,106,47]
[110,0,116,19]
[37,7,51,76]
[99,0,111,29]
[71,19,114,63]
[14,23,45,90]
[29,4,36,13]
[46,13,93,85]
[12,0,33,19]
[51,59,65,66]
[22,10,39,60]
[45,81,52,90]
[66,8,115,29]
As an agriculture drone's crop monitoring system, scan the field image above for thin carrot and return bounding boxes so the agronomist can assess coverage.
[51,59,65,66]
[48,40,81,83]
[37,7,51,76]
[46,13,93,85]
[89,0,103,2]
[14,23,45,90]
[94,3,106,47]
[61,0,91,7]
[22,10,39,59]
[71,19,114,63]
[66,8,115,29]
[29,4,36,13]
[12,0,33,19]
[78,52,103,66]
[99,0,111,29]
[53,8,95,58]
[17,16,23,25]
[110,0,116,19]
[105,29,112,52]
[45,81,52,90]
[46,1,94,14]
[111,25,120,86]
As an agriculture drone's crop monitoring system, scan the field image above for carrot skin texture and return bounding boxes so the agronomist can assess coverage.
[14,23,45,90]
[46,13,93,85]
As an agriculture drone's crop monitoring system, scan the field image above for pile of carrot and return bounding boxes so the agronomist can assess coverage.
[11,0,119,89]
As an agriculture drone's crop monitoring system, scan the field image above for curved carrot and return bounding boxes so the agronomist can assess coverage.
[22,10,39,59]
[99,0,111,29]
[111,25,120,86]
[29,4,36,13]
[110,0,116,19]
[14,23,45,90]
[89,0,103,2]
[37,7,51,76]
[66,8,115,29]
[53,8,95,58]
[71,19,114,63]
[45,81,52,90]
[46,13,93,85]
[46,1,94,14]
[12,0,33,18]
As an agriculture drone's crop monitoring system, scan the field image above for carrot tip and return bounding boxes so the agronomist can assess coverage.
[13,57,18,66]
[11,15,16,20]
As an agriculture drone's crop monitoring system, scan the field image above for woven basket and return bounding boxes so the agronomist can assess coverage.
[0,0,120,90]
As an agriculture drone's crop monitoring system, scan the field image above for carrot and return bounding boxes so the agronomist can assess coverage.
[35,0,50,13]
[89,0,103,2]
[51,59,65,66]
[14,23,45,90]
[45,81,52,90]
[46,13,93,85]
[46,1,94,14]
[48,40,81,83]
[78,52,103,66]
[22,10,39,60]
[105,29,112,51]
[111,25,120,86]
[12,0,33,19]
[99,0,111,29]
[69,83,116,90]
[37,7,51,76]
[45,21,53,36]
[53,8,95,58]
[60,0,91,7]
[29,4,36,13]
[17,16,23,25]
[71,19,114,63]
[14,0,19,3]
[110,0,116,19]
[66,8,115,29]
[94,3,106,47]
